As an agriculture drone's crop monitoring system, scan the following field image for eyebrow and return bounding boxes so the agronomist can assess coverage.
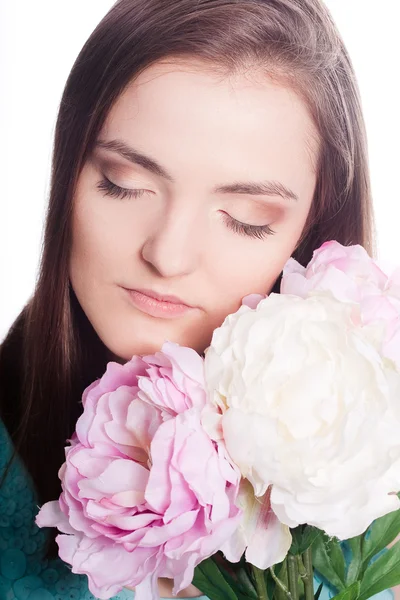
[94,138,299,202]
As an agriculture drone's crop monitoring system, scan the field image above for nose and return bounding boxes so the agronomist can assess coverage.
[141,205,202,278]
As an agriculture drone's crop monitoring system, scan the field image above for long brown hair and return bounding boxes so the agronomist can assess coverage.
[0,0,376,558]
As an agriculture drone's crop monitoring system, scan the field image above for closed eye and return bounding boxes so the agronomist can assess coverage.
[96,176,276,240]
[96,176,150,200]
[222,213,276,240]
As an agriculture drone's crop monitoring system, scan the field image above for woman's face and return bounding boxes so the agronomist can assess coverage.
[69,59,319,361]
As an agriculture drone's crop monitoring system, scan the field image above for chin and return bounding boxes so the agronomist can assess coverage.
[97,311,210,361]
[102,335,169,362]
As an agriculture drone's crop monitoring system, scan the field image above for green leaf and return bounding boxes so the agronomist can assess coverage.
[330,581,360,600]
[329,539,346,586]
[312,534,346,592]
[359,538,400,600]
[290,526,305,555]
[236,567,258,599]
[212,551,257,600]
[345,536,362,586]
[265,566,277,600]
[193,558,240,600]
[314,582,324,600]
[289,526,322,555]
[211,555,257,600]
[361,509,400,570]
[210,556,244,591]
[273,559,289,600]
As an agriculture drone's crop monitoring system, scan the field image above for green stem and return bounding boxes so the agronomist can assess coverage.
[252,565,270,600]
[303,546,314,600]
[287,555,299,600]
[270,565,292,600]
[297,555,307,580]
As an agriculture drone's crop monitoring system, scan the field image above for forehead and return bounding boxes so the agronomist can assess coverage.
[102,58,320,176]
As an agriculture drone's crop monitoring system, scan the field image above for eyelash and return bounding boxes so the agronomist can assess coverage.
[96,176,276,240]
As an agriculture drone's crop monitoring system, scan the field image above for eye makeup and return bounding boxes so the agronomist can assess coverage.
[96,175,277,240]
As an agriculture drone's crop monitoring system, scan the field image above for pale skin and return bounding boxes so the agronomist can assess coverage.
[69,58,320,597]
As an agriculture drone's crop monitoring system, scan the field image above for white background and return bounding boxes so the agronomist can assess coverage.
[1,1,399,342]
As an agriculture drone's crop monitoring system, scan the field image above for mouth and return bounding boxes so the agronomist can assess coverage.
[121,287,199,319]
[129,287,195,307]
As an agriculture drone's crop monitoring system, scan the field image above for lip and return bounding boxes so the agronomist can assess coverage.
[122,287,198,319]
[133,287,194,307]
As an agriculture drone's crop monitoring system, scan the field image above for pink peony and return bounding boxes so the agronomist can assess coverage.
[244,241,400,368]
[36,342,242,600]
[281,240,391,304]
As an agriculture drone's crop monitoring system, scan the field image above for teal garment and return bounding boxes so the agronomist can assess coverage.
[0,417,395,600]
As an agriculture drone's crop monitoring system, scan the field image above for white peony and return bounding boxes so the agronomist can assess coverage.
[203,292,400,540]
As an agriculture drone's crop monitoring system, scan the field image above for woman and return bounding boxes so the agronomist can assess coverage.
[0,0,391,598]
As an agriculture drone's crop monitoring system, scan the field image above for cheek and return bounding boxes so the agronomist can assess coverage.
[69,195,142,282]
[205,207,311,327]
[210,229,299,296]
[69,206,105,280]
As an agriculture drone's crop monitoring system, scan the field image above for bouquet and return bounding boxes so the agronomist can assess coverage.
[36,241,400,600]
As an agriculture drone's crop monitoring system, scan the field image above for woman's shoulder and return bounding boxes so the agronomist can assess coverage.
[0,413,135,599]
[0,414,33,498]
